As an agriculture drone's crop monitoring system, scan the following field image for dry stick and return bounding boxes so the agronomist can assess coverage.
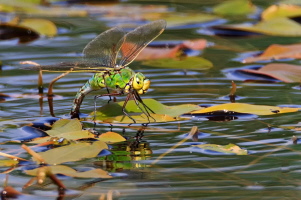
[0,152,27,161]
[151,126,198,166]
[229,80,236,103]
[47,69,73,117]
[21,144,46,164]
[21,145,66,191]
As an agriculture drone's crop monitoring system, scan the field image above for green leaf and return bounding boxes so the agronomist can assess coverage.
[192,143,248,155]
[190,103,299,115]
[28,119,95,144]
[19,18,57,37]
[262,4,301,20]
[142,57,213,70]
[213,0,256,16]
[144,13,219,28]
[97,132,126,143]
[218,17,301,36]
[25,165,112,178]
[92,99,200,123]
[33,140,108,165]
[0,159,18,167]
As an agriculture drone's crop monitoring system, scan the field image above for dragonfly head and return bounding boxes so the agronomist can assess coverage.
[132,72,150,95]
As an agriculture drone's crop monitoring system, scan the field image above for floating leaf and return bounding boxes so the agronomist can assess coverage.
[213,0,256,16]
[106,113,177,124]
[262,4,301,20]
[189,103,299,115]
[18,19,57,37]
[238,63,301,83]
[144,12,219,28]
[29,119,94,144]
[92,99,200,122]
[243,43,301,63]
[0,159,18,167]
[97,132,126,144]
[25,165,112,178]
[192,143,248,155]
[33,141,108,165]
[142,56,213,70]
[0,1,87,16]
[211,17,301,36]
[135,39,207,61]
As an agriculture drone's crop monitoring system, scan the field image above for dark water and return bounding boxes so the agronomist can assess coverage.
[1,0,301,199]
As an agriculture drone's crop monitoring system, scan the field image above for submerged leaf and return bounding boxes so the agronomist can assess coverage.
[25,165,112,178]
[33,141,108,165]
[192,143,248,155]
[213,0,256,16]
[243,43,301,63]
[190,103,299,115]
[142,56,213,70]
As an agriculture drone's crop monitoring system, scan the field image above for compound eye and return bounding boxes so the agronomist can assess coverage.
[133,73,144,90]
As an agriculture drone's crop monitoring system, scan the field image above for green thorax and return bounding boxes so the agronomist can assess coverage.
[89,67,135,91]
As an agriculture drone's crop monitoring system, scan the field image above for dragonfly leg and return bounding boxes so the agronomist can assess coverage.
[122,93,136,124]
[133,90,156,123]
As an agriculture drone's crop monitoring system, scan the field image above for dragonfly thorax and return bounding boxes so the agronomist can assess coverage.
[90,67,150,95]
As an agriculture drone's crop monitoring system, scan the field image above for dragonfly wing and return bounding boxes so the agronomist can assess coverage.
[21,62,110,73]
[83,27,126,68]
[119,20,166,66]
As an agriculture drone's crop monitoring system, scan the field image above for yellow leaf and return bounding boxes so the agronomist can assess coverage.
[98,132,126,144]
[190,103,299,115]
[19,18,57,37]
[213,0,256,16]
[193,143,248,155]
[262,4,301,20]
[25,165,112,178]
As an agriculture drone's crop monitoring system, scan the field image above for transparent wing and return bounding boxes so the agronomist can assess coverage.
[22,62,110,73]
[118,20,166,66]
[83,26,126,68]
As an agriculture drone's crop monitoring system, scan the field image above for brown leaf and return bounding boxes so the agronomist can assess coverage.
[244,43,301,63]
[239,63,301,83]
[133,39,207,61]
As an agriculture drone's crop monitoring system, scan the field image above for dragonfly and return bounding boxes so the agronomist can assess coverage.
[27,20,166,123]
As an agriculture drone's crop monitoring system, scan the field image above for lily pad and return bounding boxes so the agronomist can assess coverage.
[33,140,108,165]
[92,99,201,123]
[189,103,299,115]
[213,0,256,16]
[142,56,213,70]
[25,165,112,178]
[192,143,248,155]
